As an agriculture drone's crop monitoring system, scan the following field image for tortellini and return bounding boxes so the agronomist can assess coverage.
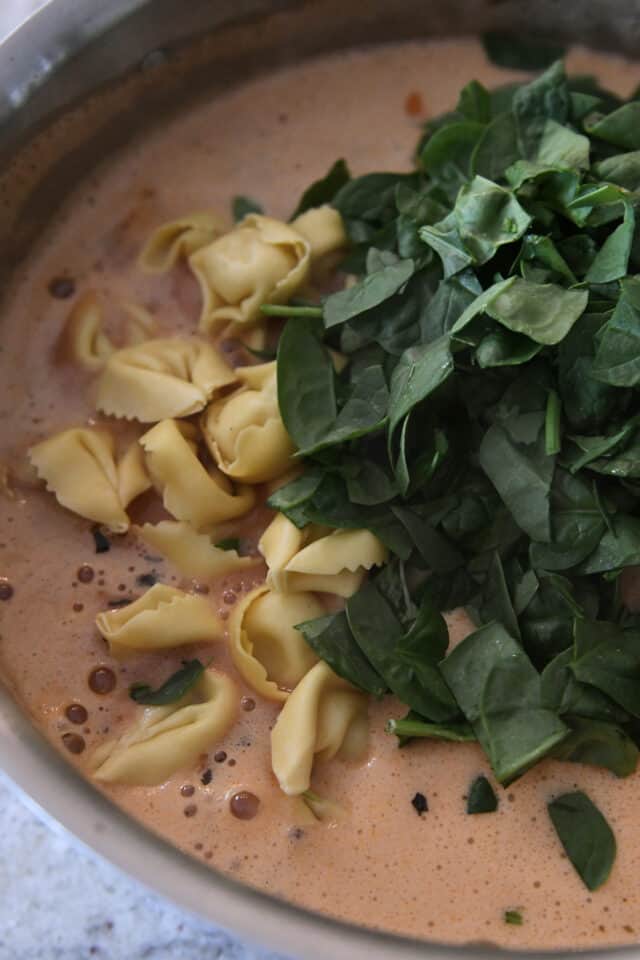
[135,521,259,579]
[96,337,237,423]
[60,294,156,372]
[138,212,225,273]
[188,214,310,333]
[201,361,295,483]
[229,586,321,701]
[258,513,387,597]
[28,427,150,533]
[271,661,369,796]
[291,206,348,282]
[93,669,237,785]
[140,419,254,529]
[95,583,221,658]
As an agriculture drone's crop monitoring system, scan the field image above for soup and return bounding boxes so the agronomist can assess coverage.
[2,37,640,950]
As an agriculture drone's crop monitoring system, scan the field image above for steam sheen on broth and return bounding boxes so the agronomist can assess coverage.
[2,37,640,950]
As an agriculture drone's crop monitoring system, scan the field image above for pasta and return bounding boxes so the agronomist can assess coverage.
[138,212,225,273]
[290,206,348,282]
[140,419,255,529]
[188,214,310,333]
[201,361,295,483]
[134,520,259,578]
[95,337,237,423]
[95,582,221,658]
[271,661,369,796]
[60,295,157,372]
[258,513,387,596]
[28,427,150,533]
[229,586,321,701]
[93,669,237,785]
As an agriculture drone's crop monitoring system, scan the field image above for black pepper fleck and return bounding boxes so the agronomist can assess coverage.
[411,792,428,816]
[48,276,75,299]
[92,526,111,554]
[201,769,213,786]
[136,571,157,587]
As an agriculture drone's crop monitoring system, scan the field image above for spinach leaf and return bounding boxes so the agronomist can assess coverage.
[440,622,568,784]
[466,775,498,814]
[575,515,640,575]
[277,319,336,449]
[529,470,605,571]
[585,202,635,283]
[594,150,640,190]
[386,712,476,743]
[592,276,640,386]
[324,259,415,328]
[542,647,630,723]
[347,581,460,722]
[291,158,350,218]
[299,364,389,456]
[214,538,240,552]
[479,423,554,542]
[296,610,387,697]
[547,791,616,890]
[130,659,204,705]
[482,33,566,71]
[419,213,473,277]
[232,195,263,221]
[387,334,454,439]
[570,619,640,716]
[420,122,485,199]
[392,505,464,574]
[457,81,491,125]
[266,470,324,513]
[551,717,638,777]
[513,61,569,159]
[585,102,640,150]
[453,175,531,263]
[472,112,520,182]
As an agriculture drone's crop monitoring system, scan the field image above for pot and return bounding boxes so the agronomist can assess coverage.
[1,3,640,958]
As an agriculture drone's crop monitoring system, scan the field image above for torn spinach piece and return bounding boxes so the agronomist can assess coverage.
[547,791,616,891]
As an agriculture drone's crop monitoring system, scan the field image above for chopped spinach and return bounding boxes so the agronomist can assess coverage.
[466,775,498,814]
[547,791,616,890]
[130,659,204,706]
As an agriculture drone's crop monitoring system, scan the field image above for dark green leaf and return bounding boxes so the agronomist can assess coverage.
[504,910,524,926]
[466,774,498,814]
[296,611,387,697]
[420,122,485,198]
[593,277,640,386]
[232,195,263,221]
[388,334,454,439]
[547,791,616,891]
[482,33,566,71]
[214,538,240,552]
[291,158,350,218]
[551,717,638,777]
[324,259,415,328]
[453,175,531,263]
[542,647,630,724]
[440,622,568,784]
[457,81,491,124]
[570,619,640,716]
[277,320,336,449]
[513,61,569,159]
[585,203,635,283]
[585,102,640,150]
[130,659,204,705]
[386,712,475,743]
[472,112,520,182]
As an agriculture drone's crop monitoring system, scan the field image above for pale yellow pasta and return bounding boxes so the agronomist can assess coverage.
[201,361,295,483]
[28,427,149,533]
[259,513,387,597]
[188,214,310,333]
[121,302,157,344]
[95,582,221,658]
[271,661,368,796]
[229,586,321,701]
[93,670,237,786]
[138,212,225,273]
[140,419,254,529]
[134,520,259,578]
[291,206,348,282]
[62,293,114,371]
[96,337,236,423]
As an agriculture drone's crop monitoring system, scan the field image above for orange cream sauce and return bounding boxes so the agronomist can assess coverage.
[2,38,640,950]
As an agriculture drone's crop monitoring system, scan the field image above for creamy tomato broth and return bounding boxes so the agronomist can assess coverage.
[2,38,640,949]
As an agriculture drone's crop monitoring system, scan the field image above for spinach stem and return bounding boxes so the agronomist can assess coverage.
[260,304,323,318]
[545,389,562,456]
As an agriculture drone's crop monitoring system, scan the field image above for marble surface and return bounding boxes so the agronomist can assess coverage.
[0,3,287,957]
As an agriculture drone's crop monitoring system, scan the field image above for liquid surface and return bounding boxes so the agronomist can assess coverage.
[2,38,640,950]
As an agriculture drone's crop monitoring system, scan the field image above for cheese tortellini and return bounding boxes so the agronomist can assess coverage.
[188,214,310,333]
[134,520,259,578]
[271,661,369,796]
[138,212,225,273]
[259,513,387,597]
[96,337,237,423]
[93,669,237,785]
[60,294,157,372]
[201,361,295,483]
[29,427,150,533]
[140,419,255,529]
[95,583,221,658]
[229,586,321,701]
[291,206,348,282]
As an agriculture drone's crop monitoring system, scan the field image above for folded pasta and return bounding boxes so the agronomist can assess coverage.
[140,419,255,529]
[134,520,259,578]
[291,206,348,282]
[188,214,310,333]
[201,361,295,483]
[229,586,321,701]
[271,661,369,796]
[95,582,221,658]
[258,513,387,597]
[96,337,237,423]
[28,427,150,533]
[62,293,114,371]
[93,670,237,785]
[138,212,225,273]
